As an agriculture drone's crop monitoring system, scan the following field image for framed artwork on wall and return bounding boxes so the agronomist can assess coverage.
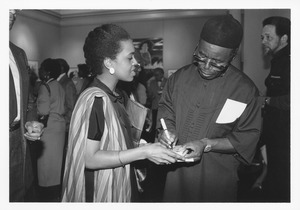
[133,38,164,85]
[133,38,163,70]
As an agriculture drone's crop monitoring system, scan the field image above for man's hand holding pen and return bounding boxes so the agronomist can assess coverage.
[159,129,178,149]
[159,118,199,162]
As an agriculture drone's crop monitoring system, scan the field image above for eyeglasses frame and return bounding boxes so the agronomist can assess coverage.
[192,42,233,72]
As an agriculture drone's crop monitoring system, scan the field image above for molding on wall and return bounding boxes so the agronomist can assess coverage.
[19,9,228,27]
[19,10,61,26]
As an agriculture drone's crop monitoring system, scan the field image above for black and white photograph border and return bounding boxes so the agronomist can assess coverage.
[3,0,300,210]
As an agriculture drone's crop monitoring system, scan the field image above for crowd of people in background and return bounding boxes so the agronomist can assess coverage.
[9,9,290,203]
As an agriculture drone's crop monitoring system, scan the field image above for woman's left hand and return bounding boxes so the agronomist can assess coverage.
[143,142,185,165]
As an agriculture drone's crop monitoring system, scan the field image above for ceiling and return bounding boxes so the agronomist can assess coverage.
[49,9,137,18]
[20,9,228,26]
[43,9,228,19]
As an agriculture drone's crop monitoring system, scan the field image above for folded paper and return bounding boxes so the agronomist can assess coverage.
[216,99,247,124]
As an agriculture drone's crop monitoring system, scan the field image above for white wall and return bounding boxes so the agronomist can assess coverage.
[60,17,210,75]
[9,11,61,65]
[10,10,216,78]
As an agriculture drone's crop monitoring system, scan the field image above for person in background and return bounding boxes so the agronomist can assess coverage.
[138,67,168,201]
[69,70,81,92]
[71,64,90,95]
[77,63,94,95]
[27,68,39,120]
[56,58,77,133]
[56,58,77,192]
[260,16,290,202]
[147,67,167,142]
[158,14,262,202]
[9,9,42,202]
[37,58,66,201]
[61,24,184,202]
[130,50,148,106]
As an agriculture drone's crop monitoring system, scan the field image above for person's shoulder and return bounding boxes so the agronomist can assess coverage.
[10,41,26,55]
[50,79,61,88]
[229,66,259,93]
[168,64,194,81]
[137,82,146,90]
[89,96,104,114]
[66,77,76,87]
[78,86,104,107]
[58,74,67,84]
[9,42,21,51]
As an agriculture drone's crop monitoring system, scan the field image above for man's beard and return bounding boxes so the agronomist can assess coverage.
[263,40,284,56]
[262,45,273,56]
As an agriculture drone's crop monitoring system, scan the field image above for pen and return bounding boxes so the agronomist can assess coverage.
[160,118,171,140]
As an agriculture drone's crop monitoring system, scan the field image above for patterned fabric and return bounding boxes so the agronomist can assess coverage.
[61,87,131,202]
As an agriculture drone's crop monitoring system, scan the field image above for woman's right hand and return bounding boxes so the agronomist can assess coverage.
[142,142,185,165]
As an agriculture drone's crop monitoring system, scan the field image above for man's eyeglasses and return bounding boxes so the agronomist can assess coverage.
[192,43,230,72]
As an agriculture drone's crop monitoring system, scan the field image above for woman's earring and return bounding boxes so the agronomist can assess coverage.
[109,67,115,75]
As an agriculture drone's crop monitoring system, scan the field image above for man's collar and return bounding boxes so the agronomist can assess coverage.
[57,73,66,81]
[273,45,290,59]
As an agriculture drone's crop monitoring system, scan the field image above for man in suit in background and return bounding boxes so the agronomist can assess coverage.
[260,16,290,202]
[9,9,42,202]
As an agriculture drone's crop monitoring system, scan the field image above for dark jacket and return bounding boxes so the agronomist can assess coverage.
[262,45,290,148]
[9,42,35,201]
[265,45,290,110]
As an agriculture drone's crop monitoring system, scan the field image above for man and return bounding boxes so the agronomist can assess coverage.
[9,9,42,201]
[260,16,290,202]
[158,14,262,201]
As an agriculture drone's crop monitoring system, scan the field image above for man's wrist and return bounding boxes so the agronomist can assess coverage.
[199,138,211,153]
[204,144,212,152]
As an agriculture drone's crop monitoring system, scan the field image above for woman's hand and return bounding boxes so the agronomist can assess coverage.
[143,142,185,165]
[172,145,189,157]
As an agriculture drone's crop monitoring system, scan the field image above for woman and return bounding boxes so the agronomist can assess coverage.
[37,58,66,201]
[61,24,183,202]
